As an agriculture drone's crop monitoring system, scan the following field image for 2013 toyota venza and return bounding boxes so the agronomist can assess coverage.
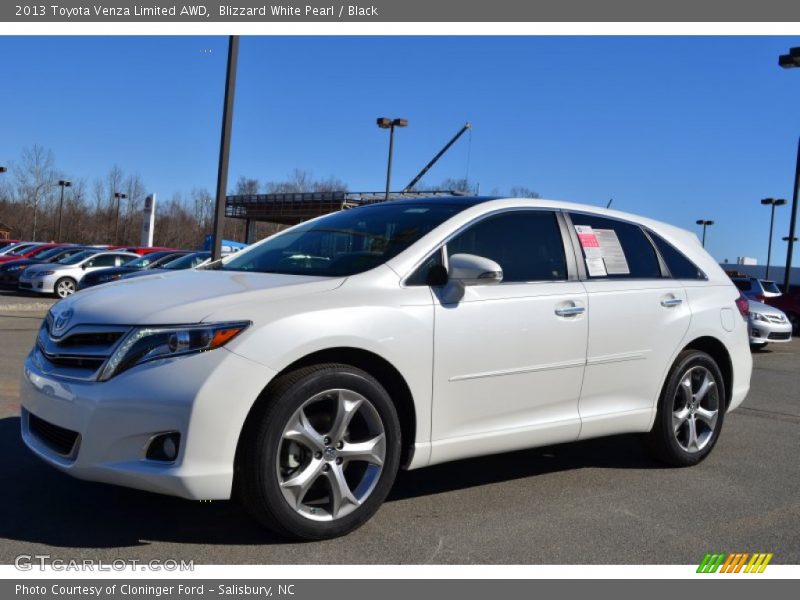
[20,197,752,539]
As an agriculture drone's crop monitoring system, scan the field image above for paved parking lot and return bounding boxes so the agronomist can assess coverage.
[0,297,797,564]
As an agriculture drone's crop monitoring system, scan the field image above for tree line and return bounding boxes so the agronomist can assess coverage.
[0,145,539,250]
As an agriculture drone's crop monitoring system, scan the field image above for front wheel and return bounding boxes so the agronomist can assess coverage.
[645,350,726,467]
[237,364,401,540]
[750,342,768,351]
[787,312,799,336]
[54,277,77,298]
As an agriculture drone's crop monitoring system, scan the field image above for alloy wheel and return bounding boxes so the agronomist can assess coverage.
[672,366,720,453]
[276,388,386,521]
[56,279,75,298]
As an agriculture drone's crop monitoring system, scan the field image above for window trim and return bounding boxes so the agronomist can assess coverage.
[401,207,579,287]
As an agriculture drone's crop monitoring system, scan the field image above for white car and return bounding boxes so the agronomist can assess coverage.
[747,300,793,350]
[19,250,138,298]
[20,197,752,540]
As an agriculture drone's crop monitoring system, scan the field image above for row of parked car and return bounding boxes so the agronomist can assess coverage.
[729,275,800,350]
[0,239,211,298]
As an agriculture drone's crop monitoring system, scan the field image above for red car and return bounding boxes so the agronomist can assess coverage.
[105,245,177,256]
[0,243,65,264]
[766,287,800,335]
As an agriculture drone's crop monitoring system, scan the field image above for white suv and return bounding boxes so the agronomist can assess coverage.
[20,197,752,540]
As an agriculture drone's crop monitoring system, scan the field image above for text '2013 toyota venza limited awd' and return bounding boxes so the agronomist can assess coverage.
[21,197,752,539]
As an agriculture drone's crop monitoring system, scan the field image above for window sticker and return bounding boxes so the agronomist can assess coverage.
[593,229,630,275]
[574,224,630,276]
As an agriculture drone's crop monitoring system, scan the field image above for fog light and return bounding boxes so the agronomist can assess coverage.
[145,432,181,462]
[751,329,762,338]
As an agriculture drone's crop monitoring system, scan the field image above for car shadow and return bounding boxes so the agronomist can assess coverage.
[0,416,661,549]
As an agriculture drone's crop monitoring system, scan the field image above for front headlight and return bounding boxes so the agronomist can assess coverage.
[749,312,768,322]
[37,270,55,276]
[6,265,23,272]
[98,321,250,381]
[98,273,122,283]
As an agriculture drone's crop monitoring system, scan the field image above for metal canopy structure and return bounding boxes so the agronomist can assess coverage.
[225,190,463,226]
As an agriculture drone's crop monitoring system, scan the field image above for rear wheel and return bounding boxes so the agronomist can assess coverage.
[238,364,401,540]
[645,350,726,466]
[54,277,76,298]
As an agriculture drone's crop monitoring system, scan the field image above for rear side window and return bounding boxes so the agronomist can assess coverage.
[446,211,567,283]
[649,232,706,280]
[569,213,661,279]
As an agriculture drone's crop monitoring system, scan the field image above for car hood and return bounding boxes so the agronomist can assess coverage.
[26,262,77,274]
[54,269,346,325]
[748,299,788,318]
[0,258,39,270]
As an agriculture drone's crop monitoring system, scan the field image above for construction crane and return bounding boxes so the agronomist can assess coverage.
[403,122,472,192]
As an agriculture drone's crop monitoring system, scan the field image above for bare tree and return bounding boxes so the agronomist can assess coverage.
[13,145,57,240]
[508,186,541,199]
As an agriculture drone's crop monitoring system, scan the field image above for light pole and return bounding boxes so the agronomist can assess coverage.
[31,180,55,241]
[56,180,72,242]
[696,219,714,248]
[761,198,787,279]
[377,117,408,200]
[113,191,127,245]
[778,46,800,294]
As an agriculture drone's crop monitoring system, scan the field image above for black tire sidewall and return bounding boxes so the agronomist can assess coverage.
[246,366,401,540]
[657,350,726,466]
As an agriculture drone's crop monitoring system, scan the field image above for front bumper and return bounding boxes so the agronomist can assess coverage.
[18,273,57,294]
[20,346,277,500]
[749,318,793,344]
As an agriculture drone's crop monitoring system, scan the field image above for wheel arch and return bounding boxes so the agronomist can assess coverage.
[234,347,418,475]
[681,336,733,409]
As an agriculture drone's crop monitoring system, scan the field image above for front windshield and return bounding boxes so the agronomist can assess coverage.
[34,246,70,260]
[125,254,162,269]
[162,252,209,270]
[219,203,465,277]
[58,250,97,265]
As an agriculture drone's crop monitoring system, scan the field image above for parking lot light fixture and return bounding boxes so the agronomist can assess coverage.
[113,191,128,245]
[696,219,714,248]
[56,180,72,242]
[761,198,787,279]
[377,117,408,200]
[0,166,7,173]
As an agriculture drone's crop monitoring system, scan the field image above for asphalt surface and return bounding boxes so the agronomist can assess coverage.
[0,296,798,565]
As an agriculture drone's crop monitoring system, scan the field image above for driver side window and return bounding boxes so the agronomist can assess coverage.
[446,211,567,283]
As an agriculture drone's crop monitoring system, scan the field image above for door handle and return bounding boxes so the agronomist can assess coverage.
[660,298,683,308]
[555,306,585,317]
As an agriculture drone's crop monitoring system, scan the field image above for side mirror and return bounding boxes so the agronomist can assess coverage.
[81,263,88,270]
[448,253,503,286]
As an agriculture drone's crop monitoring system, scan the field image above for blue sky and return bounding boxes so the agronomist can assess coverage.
[1,35,799,264]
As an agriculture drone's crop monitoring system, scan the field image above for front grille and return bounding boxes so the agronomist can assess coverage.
[768,332,792,341]
[27,411,80,458]
[35,319,129,380]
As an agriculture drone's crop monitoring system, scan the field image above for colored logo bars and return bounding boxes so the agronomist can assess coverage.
[697,553,773,573]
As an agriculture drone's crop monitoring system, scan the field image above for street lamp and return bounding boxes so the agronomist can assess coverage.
[56,180,72,242]
[113,191,127,245]
[760,198,787,279]
[778,46,800,294]
[696,219,714,248]
[0,166,6,173]
[377,117,408,200]
[783,236,799,242]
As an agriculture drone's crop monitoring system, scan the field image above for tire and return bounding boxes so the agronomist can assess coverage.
[645,350,726,467]
[750,342,768,351]
[237,363,401,540]
[54,277,77,298]
[787,312,799,336]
